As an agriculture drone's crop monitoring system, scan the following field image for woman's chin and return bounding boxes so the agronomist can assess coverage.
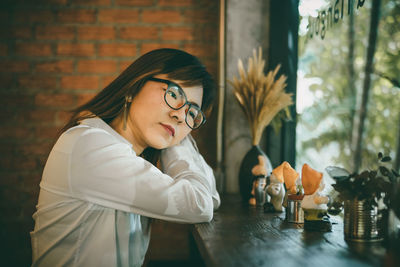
[148,137,173,150]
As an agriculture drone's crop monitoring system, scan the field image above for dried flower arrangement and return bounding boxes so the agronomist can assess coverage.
[229,47,293,145]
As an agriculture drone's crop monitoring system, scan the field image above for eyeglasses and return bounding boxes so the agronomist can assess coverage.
[148,77,206,130]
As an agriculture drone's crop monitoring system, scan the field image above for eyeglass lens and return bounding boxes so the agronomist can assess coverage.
[164,85,204,129]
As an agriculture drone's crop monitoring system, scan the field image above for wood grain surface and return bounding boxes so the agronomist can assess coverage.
[192,194,387,267]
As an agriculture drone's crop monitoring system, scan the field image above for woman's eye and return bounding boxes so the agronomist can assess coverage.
[188,110,196,119]
[168,91,177,99]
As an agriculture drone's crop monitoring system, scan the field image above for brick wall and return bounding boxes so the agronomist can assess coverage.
[0,0,219,265]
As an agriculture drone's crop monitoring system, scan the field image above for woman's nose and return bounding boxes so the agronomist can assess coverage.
[169,106,187,123]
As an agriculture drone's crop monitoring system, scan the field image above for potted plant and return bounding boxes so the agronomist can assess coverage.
[326,153,400,242]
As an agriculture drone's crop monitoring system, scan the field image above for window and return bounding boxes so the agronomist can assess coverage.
[296,0,400,184]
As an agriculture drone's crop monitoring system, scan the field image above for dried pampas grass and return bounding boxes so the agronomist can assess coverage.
[230,47,293,146]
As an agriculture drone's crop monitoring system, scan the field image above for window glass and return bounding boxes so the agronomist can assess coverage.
[296,0,400,185]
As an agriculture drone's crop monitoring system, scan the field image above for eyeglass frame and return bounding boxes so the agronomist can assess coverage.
[147,77,206,129]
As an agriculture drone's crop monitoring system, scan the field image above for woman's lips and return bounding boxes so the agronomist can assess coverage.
[160,123,175,137]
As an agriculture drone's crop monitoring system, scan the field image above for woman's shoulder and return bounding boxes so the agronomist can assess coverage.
[54,123,124,155]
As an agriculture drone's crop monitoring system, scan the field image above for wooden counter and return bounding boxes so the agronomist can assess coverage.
[191,194,387,267]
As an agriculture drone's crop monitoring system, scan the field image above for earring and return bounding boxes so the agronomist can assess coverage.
[123,96,132,130]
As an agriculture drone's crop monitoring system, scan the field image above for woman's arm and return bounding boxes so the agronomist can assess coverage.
[160,134,221,211]
[62,127,217,223]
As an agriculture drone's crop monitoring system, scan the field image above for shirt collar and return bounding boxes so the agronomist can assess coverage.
[80,117,134,150]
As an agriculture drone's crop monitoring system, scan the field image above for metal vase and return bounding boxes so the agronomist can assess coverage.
[344,199,383,242]
[285,199,304,223]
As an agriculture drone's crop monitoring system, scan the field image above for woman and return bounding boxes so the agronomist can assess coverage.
[30,48,221,267]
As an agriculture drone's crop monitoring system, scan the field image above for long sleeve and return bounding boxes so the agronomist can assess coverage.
[39,121,219,224]
[160,134,221,211]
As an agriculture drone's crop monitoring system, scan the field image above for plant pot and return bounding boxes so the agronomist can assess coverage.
[238,145,272,203]
[285,196,304,223]
[344,199,385,242]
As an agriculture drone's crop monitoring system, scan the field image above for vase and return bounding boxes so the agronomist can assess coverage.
[344,199,385,242]
[238,145,272,203]
[285,195,304,223]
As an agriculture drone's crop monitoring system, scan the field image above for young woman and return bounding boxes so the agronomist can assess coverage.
[30,48,221,267]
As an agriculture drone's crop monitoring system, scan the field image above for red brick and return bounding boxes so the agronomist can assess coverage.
[183,9,218,23]
[202,59,217,78]
[119,60,132,72]
[77,93,96,106]
[60,75,99,90]
[20,157,38,170]
[14,27,32,39]
[201,26,218,41]
[183,44,217,57]
[0,93,33,107]
[101,75,118,88]
[1,156,37,171]
[0,61,30,73]
[36,126,60,140]
[142,10,181,23]
[98,43,136,57]
[37,0,68,4]
[98,9,139,23]
[159,0,194,6]
[14,10,54,23]
[115,0,154,6]
[120,26,158,40]
[77,60,117,74]
[36,26,75,40]
[17,142,53,156]
[57,43,95,56]
[56,110,72,126]
[77,26,115,40]
[69,0,111,5]
[162,27,195,41]
[18,76,58,90]
[35,60,74,73]
[15,43,53,57]
[0,43,7,56]
[35,93,75,107]
[0,126,33,139]
[57,9,96,23]
[0,26,32,39]
[24,109,55,123]
[140,43,180,54]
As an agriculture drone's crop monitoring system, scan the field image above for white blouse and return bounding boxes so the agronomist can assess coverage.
[30,117,220,267]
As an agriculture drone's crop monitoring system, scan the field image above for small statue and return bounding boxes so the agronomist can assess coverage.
[249,155,268,206]
[300,163,331,231]
[282,161,303,206]
[264,162,286,212]
[283,162,301,195]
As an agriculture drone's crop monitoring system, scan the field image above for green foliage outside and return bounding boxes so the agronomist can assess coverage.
[297,0,400,172]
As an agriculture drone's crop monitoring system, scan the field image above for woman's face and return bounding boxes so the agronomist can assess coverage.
[124,74,203,154]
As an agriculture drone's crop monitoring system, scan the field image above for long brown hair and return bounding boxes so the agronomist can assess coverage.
[61,48,216,164]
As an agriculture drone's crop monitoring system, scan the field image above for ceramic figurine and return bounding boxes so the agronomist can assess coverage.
[283,162,300,195]
[300,163,331,231]
[264,162,286,212]
[282,162,303,211]
[249,155,268,206]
